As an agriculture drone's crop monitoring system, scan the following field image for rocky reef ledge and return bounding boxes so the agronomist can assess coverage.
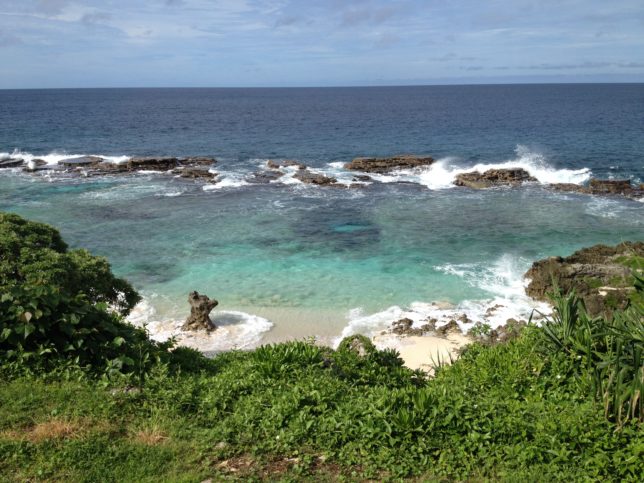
[548,179,644,201]
[345,154,435,173]
[454,168,536,189]
[525,241,643,317]
[1,155,219,183]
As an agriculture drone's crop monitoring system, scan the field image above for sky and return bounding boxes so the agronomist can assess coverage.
[1,0,643,88]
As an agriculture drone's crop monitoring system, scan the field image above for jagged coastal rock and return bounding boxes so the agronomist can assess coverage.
[454,168,537,189]
[182,291,219,332]
[345,154,435,173]
[174,166,218,181]
[550,179,644,200]
[267,159,306,170]
[524,241,643,317]
[0,155,218,178]
[293,169,337,186]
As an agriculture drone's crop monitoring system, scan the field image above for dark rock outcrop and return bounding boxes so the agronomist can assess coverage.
[352,175,372,182]
[0,158,25,168]
[293,169,337,186]
[127,157,181,171]
[486,318,528,344]
[550,179,644,201]
[267,159,306,170]
[31,155,219,179]
[525,241,643,316]
[23,159,49,172]
[182,291,219,332]
[249,171,285,183]
[454,168,537,189]
[175,167,218,180]
[60,156,104,167]
[181,156,216,166]
[345,154,435,173]
[391,317,437,336]
[436,320,463,336]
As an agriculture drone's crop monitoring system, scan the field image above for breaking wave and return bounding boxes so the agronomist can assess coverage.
[337,253,551,345]
[127,296,273,352]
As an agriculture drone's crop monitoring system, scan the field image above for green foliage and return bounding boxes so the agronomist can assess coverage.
[540,280,644,426]
[0,213,642,480]
[2,331,643,481]
[0,212,155,376]
[0,212,140,314]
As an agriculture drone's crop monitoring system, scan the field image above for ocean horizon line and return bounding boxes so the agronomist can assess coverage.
[2,80,644,91]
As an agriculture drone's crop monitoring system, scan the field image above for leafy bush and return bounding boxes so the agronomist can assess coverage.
[0,212,159,375]
[540,276,644,426]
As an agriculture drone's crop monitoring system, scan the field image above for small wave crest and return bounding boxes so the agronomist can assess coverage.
[337,253,551,345]
[3,149,129,166]
[362,145,591,189]
[127,297,273,352]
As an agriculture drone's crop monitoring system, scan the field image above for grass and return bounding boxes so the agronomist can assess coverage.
[1,327,643,482]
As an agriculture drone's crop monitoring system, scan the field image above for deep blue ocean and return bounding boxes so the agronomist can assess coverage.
[1,85,643,350]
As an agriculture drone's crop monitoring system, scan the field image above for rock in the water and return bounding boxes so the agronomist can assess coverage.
[59,156,104,167]
[128,157,181,171]
[267,159,306,170]
[454,168,536,189]
[182,156,217,166]
[293,169,337,186]
[352,175,372,182]
[549,178,644,200]
[525,242,643,316]
[176,167,218,180]
[0,158,25,168]
[345,154,435,173]
[23,159,49,172]
[182,291,219,332]
[248,170,285,183]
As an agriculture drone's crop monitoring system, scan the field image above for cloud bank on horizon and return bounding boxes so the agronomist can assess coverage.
[1,0,643,88]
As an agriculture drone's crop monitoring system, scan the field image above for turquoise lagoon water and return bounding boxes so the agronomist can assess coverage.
[1,85,643,349]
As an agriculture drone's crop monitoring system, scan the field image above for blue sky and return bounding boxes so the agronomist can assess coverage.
[1,0,643,88]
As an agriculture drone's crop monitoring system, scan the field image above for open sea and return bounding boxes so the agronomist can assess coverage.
[1,84,643,350]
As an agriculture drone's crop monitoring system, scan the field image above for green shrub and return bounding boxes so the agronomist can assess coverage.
[540,277,644,426]
[0,212,158,376]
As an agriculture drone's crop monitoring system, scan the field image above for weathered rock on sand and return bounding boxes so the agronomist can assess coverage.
[391,318,437,336]
[267,159,306,170]
[345,154,435,173]
[293,169,337,186]
[182,291,219,332]
[436,320,462,336]
[550,178,644,200]
[525,241,643,317]
[454,168,537,189]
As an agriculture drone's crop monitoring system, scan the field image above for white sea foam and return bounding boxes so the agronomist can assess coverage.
[585,197,644,222]
[127,298,273,352]
[356,146,592,190]
[203,170,249,190]
[337,254,551,346]
[3,149,130,166]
